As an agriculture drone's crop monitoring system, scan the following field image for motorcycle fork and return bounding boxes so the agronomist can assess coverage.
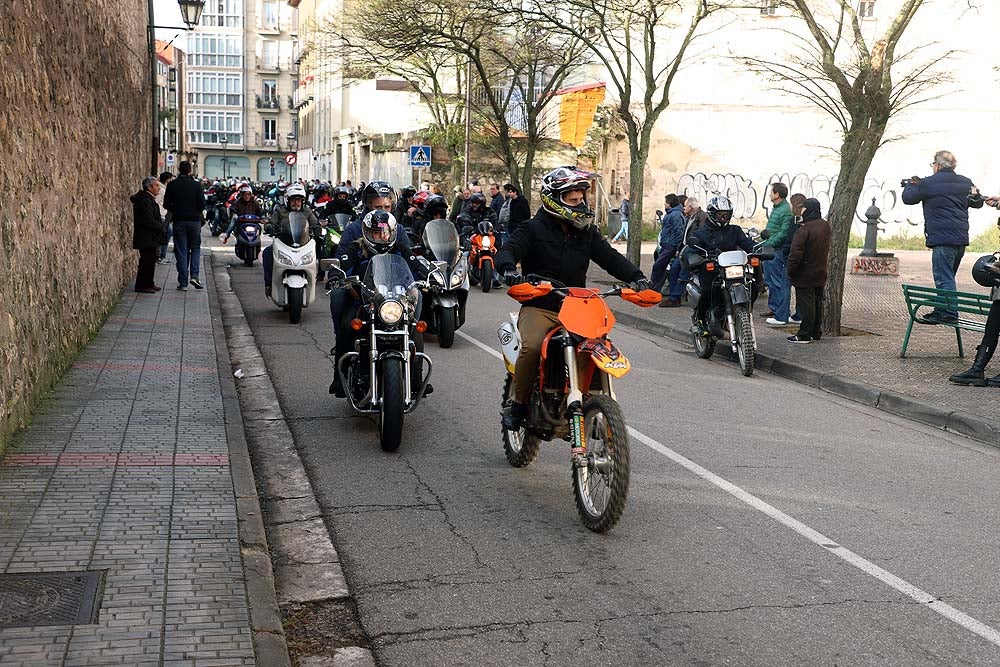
[562,335,587,466]
[723,289,738,343]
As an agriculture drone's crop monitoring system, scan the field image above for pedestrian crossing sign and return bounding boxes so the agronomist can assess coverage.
[409,145,432,168]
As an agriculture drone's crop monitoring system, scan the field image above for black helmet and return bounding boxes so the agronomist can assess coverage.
[361,180,396,212]
[540,166,596,229]
[706,195,734,227]
[477,220,494,236]
[334,185,351,200]
[468,192,487,210]
[400,185,417,200]
[422,195,448,220]
[361,210,398,255]
[972,253,1000,288]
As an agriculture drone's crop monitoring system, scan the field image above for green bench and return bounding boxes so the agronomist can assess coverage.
[901,284,991,358]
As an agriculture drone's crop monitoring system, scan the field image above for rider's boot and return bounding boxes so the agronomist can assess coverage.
[502,401,527,431]
[949,344,993,386]
[329,346,346,397]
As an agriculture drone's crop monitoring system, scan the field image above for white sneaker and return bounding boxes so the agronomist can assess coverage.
[789,316,802,324]
[766,317,787,325]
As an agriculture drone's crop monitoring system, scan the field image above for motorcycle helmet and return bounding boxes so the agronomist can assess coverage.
[540,166,596,229]
[334,185,351,201]
[286,184,306,209]
[361,210,398,255]
[361,180,396,212]
[239,184,253,196]
[423,195,448,220]
[477,220,494,236]
[706,195,734,227]
[972,253,1000,288]
[400,185,417,201]
[468,192,487,211]
[411,190,431,210]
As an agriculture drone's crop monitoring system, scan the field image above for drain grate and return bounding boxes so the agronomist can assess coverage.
[0,571,105,629]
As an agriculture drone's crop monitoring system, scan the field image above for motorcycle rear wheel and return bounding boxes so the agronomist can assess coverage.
[734,306,755,377]
[501,375,540,468]
[379,358,405,452]
[572,394,630,532]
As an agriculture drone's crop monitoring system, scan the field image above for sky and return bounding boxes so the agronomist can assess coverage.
[152,0,188,44]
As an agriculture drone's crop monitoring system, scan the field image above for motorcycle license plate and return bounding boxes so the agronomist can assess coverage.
[725,266,744,279]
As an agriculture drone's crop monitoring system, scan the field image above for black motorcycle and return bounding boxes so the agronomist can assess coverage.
[686,231,774,376]
[418,219,469,348]
[323,254,435,451]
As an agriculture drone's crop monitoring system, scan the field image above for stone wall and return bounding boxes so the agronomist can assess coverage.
[0,1,149,451]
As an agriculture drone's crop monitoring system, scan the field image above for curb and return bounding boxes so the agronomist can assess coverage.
[211,253,375,667]
[206,259,292,667]
[611,306,1000,448]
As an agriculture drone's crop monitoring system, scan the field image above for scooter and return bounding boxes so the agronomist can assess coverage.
[232,214,262,267]
[420,219,469,348]
[268,211,319,324]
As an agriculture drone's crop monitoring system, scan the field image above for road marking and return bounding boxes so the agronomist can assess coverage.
[456,328,1000,649]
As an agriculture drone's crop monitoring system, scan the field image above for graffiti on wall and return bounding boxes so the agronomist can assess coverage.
[677,172,758,219]
[762,173,918,227]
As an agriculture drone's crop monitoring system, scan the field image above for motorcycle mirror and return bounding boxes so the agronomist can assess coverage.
[320,258,343,274]
[655,210,663,218]
[748,227,759,238]
[759,229,771,240]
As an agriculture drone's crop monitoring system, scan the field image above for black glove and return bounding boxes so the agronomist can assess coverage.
[631,278,654,292]
[503,270,523,287]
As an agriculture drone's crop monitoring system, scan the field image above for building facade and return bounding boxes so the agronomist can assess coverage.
[155,41,195,175]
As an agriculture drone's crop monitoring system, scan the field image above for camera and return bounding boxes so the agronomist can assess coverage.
[900,176,919,188]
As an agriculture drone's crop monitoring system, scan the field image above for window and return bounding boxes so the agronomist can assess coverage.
[187,34,243,67]
[262,118,277,145]
[760,1,777,15]
[260,40,278,69]
[186,71,243,106]
[262,79,277,103]
[201,0,242,27]
[260,0,279,30]
[187,110,243,144]
[858,0,875,18]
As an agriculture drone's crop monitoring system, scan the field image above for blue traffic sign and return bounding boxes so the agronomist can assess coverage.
[409,145,432,168]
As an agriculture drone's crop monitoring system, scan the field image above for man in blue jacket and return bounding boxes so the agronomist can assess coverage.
[902,150,984,323]
[650,194,685,292]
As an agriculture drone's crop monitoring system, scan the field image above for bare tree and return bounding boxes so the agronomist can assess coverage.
[740,0,956,334]
[518,0,732,264]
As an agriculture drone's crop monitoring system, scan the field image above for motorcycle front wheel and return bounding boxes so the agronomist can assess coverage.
[379,357,405,452]
[437,307,456,348]
[733,306,755,377]
[573,394,630,533]
[501,375,539,467]
[693,329,716,359]
[481,259,494,294]
[287,286,303,324]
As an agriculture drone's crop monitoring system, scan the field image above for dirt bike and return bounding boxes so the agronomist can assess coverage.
[497,275,661,532]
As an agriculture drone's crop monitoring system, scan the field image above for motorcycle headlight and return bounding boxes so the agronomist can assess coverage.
[450,270,465,288]
[724,266,744,279]
[275,249,295,265]
[378,300,405,325]
[481,237,491,249]
[300,251,315,265]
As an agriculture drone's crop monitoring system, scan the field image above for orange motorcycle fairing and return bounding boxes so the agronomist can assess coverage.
[578,338,631,378]
[559,291,615,339]
[620,287,663,307]
[508,282,552,302]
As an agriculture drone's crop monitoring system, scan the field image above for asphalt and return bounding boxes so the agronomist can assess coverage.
[220,239,1000,666]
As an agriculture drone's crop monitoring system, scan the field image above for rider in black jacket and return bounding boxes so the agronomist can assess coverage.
[681,195,755,334]
[494,167,652,431]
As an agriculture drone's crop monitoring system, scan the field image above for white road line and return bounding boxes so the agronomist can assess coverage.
[456,328,1000,649]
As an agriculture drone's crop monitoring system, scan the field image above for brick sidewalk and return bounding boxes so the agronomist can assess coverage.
[597,250,1000,425]
[0,260,258,666]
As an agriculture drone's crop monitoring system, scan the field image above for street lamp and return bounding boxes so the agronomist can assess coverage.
[148,0,206,174]
[220,136,229,179]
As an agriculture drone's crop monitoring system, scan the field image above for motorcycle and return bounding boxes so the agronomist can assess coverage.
[268,211,319,324]
[467,222,499,293]
[497,276,661,532]
[330,213,353,234]
[323,254,435,452]
[686,230,774,377]
[420,218,469,348]
[232,214,262,267]
[209,200,229,236]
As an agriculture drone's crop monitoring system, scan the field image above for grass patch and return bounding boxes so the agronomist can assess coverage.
[849,227,1000,253]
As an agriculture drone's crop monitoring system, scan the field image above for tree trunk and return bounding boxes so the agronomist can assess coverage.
[624,126,650,267]
[823,119,886,335]
[521,141,537,203]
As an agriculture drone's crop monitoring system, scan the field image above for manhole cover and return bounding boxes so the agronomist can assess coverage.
[0,571,105,629]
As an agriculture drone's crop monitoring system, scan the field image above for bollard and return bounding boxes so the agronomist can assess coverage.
[859,198,881,257]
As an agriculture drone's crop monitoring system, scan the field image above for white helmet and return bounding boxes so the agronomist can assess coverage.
[286,184,307,201]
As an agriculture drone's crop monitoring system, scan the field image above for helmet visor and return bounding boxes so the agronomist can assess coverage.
[713,210,733,225]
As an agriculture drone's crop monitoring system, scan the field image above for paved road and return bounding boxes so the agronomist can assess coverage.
[223,247,1000,666]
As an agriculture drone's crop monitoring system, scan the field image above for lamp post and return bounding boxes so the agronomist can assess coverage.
[220,136,229,179]
[286,133,296,181]
[148,0,206,175]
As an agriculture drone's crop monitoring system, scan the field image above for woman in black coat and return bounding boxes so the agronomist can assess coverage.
[131,177,167,293]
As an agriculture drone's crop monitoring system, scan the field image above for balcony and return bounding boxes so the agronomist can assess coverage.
[256,95,280,110]
[254,55,291,73]
[254,131,284,150]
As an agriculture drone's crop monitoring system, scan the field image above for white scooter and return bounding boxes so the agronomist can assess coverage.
[269,211,319,324]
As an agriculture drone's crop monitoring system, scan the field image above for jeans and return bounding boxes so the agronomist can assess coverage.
[764,246,791,321]
[668,259,689,300]
[612,216,629,242]
[159,221,172,260]
[650,249,674,292]
[173,220,201,287]
[931,245,966,318]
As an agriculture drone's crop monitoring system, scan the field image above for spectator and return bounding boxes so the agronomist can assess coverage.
[163,160,206,291]
[949,248,1000,386]
[902,150,985,323]
[661,197,709,307]
[650,194,684,293]
[449,185,469,223]
[786,198,831,343]
[762,182,795,325]
[612,194,630,243]
[503,183,531,237]
[488,183,504,218]
[130,176,167,293]
[156,171,174,264]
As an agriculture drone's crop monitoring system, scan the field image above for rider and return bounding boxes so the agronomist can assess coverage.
[395,185,418,229]
[328,210,430,398]
[494,167,652,431]
[223,184,264,243]
[262,184,321,297]
[410,193,449,237]
[456,192,497,236]
[681,195,756,336]
[338,181,411,252]
[329,185,357,218]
